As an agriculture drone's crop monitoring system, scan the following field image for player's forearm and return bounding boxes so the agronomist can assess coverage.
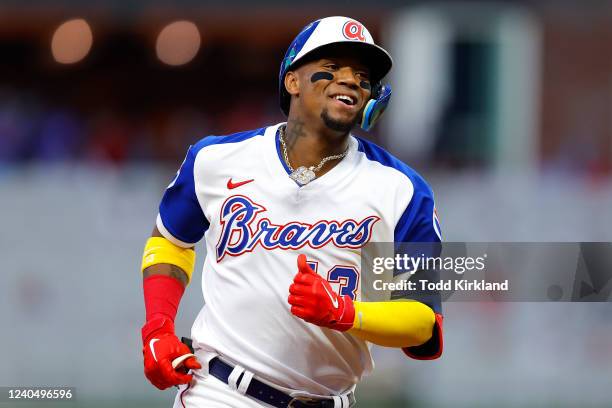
[141,228,196,322]
[143,263,189,288]
[348,300,435,348]
[140,230,200,389]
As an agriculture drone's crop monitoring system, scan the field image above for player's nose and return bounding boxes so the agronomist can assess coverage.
[334,67,360,90]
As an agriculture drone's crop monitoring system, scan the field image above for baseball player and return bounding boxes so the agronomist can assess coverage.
[140,16,443,408]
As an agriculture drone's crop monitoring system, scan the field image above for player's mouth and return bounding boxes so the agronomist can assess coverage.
[329,93,358,110]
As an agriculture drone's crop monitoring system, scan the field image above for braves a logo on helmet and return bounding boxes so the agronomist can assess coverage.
[342,20,366,42]
[216,195,380,261]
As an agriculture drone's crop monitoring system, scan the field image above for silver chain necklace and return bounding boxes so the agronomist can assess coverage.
[279,125,349,186]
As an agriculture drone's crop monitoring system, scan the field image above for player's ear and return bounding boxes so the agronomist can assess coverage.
[284,71,300,97]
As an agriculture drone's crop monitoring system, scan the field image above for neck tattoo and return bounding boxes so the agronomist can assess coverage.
[278,125,349,186]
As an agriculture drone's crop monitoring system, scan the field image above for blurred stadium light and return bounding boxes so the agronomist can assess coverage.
[155,20,201,66]
[50,18,93,64]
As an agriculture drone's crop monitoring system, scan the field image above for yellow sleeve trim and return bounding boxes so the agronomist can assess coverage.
[348,300,435,348]
[141,237,196,284]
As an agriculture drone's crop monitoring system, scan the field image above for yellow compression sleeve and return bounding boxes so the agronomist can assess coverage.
[348,300,435,348]
[141,237,196,284]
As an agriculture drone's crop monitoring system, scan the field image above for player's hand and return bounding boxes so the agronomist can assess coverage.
[288,254,355,331]
[141,318,202,390]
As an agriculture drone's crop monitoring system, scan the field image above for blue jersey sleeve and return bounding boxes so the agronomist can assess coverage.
[354,136,443,359]
[394,183,442,244]
[395,180,444,360]
[157,145,209,246]
[355,135,441,244]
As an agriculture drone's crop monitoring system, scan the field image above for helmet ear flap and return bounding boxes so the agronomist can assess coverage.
[360,83,392,131]
[370,82,383,99]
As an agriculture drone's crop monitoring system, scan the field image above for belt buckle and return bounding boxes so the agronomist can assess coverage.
[288,396,322,407]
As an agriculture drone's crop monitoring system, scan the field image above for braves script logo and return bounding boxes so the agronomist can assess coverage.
[342,20,366,42]
[216,195,380,261]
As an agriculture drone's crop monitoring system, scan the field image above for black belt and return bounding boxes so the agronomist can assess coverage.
[207,356,355,408]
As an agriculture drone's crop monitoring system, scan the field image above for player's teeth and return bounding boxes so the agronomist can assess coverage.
[335,95,353,105]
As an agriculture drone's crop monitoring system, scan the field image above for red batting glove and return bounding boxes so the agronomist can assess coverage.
[142,317,201,390]
[288,254,355,331]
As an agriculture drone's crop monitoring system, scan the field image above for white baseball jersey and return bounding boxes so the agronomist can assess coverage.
[156,122,443,396]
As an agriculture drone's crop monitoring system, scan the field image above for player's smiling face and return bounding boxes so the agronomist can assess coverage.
[285,49,372,132]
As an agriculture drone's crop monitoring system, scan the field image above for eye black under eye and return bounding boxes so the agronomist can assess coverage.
[311,72,334,83]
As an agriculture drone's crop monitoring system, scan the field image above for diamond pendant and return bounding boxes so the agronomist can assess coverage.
[289,166,316,186]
